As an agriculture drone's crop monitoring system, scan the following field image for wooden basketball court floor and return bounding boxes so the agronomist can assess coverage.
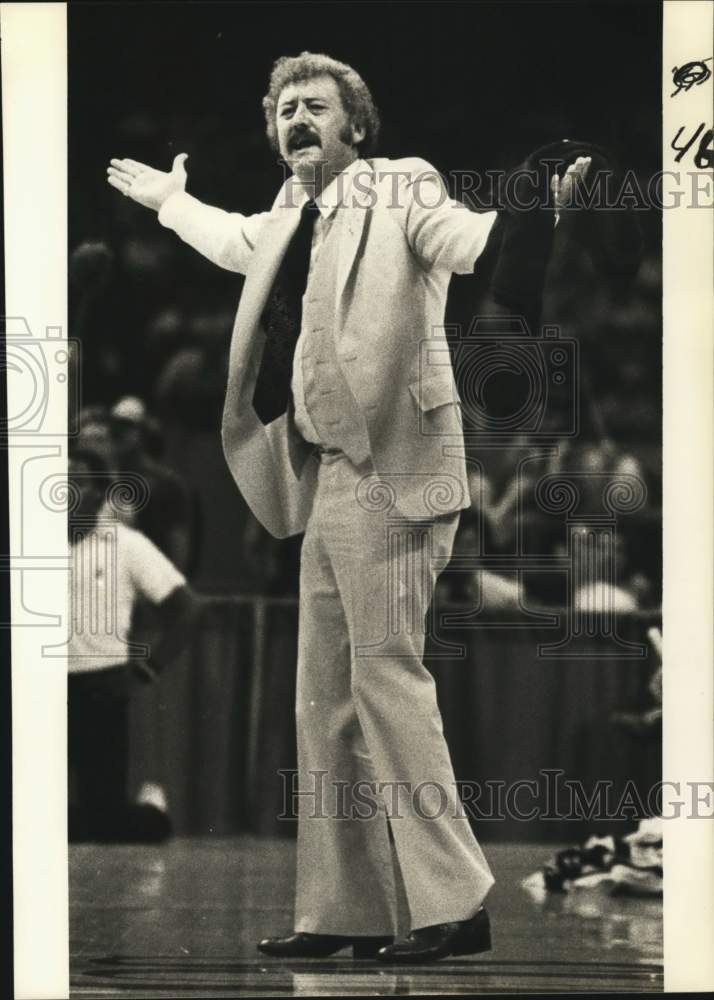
[70,837,663,997]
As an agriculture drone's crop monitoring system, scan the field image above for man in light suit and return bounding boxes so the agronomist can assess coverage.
[108,51,589,963]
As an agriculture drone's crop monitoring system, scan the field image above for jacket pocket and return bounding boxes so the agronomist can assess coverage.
[408,372,461,412]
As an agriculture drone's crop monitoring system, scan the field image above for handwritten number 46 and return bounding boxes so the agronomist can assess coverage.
[671,123,714,168]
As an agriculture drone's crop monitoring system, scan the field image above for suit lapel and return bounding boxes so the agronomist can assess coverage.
[335,161,374,311]
[224,185,301,418]
[235,204,301,337]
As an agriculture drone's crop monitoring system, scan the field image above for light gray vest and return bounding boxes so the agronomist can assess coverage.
[299,219,371,464]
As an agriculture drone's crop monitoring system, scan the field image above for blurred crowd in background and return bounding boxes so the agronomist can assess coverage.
[70,211,661,611]
[68,2,662,610]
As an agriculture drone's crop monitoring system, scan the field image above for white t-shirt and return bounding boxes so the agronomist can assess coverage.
[68,520,185,673]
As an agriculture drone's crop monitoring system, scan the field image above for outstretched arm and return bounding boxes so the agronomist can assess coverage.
[395,160,499,274]
[106,153,269,274]
[490,152,592,329]
[398,154,592,275]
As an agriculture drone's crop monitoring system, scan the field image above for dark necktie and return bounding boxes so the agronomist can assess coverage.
[252,198,321,424]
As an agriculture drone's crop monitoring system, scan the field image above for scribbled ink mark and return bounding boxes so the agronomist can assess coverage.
[671,122,714,168]
[671,58,712,97]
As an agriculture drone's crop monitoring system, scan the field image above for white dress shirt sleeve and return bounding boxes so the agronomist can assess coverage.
[158,190,270,274]
[397,160,498,275]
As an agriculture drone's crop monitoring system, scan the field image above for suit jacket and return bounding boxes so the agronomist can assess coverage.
[158,157,497,538]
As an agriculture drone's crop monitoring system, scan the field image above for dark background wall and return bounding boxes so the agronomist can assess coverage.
[70,1,661,229]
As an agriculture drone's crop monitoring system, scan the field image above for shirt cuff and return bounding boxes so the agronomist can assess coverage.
[158,190,192,230]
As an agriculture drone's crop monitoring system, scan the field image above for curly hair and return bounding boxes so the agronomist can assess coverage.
[262,52,380,157]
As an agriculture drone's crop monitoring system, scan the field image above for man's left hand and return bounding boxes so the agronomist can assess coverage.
[551,156,592,223]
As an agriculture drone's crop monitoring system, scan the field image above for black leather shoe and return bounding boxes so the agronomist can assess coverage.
[257,932,394,959]
[376,907,491,964]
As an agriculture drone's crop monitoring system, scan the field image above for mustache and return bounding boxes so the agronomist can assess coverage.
[287,127,321,152]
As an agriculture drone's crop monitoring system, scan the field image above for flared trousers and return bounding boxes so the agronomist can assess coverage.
[294,451,494,934]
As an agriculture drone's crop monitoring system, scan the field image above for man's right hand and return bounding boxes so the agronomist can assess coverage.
[107,153,189,211]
